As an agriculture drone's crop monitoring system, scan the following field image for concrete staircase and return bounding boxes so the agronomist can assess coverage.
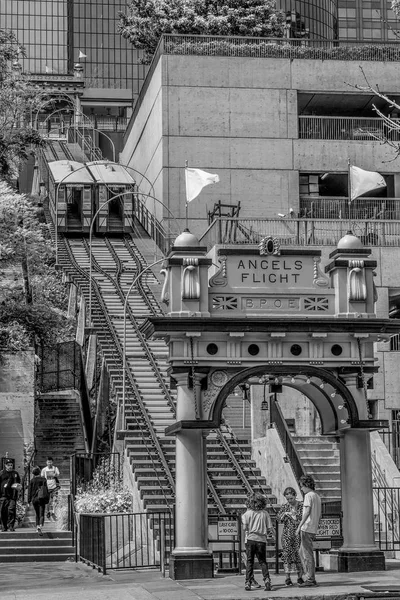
[35,391,87,474]
[293,435,341,502]
[0,530,74,562]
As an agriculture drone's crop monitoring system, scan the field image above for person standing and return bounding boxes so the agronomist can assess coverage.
[41,457,60,519]
[0,459,21,532]
[296,475,322,587]
[28,466,49,536]
[277,486,304,586]
[242,492,275,592]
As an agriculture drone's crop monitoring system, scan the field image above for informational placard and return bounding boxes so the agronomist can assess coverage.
[217,517,239,537]
[317,517,341,538]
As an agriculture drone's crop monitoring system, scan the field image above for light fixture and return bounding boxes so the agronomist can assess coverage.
[261,399,269,411]
[319,383,324,389]
[306,378,311,384]
[291,377,295,384]
[331,391,336,398]
[274,378,279,385]
[338,405,343,410]
[340,419,348,424]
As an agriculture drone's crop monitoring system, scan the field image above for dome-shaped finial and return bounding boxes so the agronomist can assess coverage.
[173,229,200,248]
[337,230,363,250]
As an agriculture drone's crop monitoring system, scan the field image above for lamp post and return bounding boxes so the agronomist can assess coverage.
[121,257,166,427]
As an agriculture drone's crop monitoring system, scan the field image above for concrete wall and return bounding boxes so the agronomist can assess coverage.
[0,351,35,474]
[120,59,165,221]
[252,427,301,504]
[122,54,400,236]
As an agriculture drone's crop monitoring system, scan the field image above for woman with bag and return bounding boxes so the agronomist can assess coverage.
[28,466,49,536]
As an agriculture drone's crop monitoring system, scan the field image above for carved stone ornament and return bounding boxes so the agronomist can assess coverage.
[313,257,330,288]
[348,259,367,302]
[373,271,378,304]
[202,383,219,415]
[210,370,229,387]
[259,236,280,256]
[209,256,228,287]
[160,268,170,306]
[182,258,200,299]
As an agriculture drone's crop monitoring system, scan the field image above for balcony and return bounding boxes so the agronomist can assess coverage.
[298,116,400,141]
[299,197,400,220]
[199,217,400,249]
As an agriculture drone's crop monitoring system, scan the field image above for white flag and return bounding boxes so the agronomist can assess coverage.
[350,165,386,201]
[185,167,220,203]
[78,51,87,59]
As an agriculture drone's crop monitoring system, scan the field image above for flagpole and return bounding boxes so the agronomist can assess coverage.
[347,157,352,232]
[185,160,188,230]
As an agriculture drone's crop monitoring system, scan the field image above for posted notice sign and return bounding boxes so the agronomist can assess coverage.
[317,517,341,538]
[217,517,239,537]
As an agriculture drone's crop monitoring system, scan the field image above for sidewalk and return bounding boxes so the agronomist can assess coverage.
[2,560,400,600]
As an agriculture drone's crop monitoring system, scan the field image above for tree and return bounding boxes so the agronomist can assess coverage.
[0,29,45,183]
[392,1,400,18]
[0,181,74,351]
[119,0,285,63]
[351,67,400,162]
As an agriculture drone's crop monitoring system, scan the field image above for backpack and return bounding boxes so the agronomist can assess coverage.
[37,482,49,504]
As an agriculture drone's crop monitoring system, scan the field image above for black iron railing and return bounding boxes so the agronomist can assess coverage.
[37,340,81,393]
[270,399,305,481]
[78,511,173,574]
[378,426,400,470]
[373,487,400,551]
[132,193,176,255]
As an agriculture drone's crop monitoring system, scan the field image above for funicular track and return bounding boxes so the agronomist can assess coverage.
[40,169,275,518]
[58,233,275,514]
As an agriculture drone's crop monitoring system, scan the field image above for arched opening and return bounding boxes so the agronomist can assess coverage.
[211,365,359,435]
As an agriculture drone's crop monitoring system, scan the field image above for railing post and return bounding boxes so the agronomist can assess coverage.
[160,515,166,576]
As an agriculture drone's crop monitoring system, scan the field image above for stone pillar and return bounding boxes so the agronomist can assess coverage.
[334,428,385,571]
[169,372,213,580]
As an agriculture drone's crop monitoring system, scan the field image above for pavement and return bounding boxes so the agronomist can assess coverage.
[2,559,400,600]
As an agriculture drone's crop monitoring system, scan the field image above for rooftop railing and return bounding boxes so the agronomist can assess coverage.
[299,197,400,220]
[161,34,400,62]
[299,116,400,141]
[199,217,400,249]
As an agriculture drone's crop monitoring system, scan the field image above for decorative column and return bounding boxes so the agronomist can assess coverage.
[334,427,385,571]
[169,372,213,580]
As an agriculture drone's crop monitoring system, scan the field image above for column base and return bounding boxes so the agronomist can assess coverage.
[169,552,214,580]
[330,549,385,572]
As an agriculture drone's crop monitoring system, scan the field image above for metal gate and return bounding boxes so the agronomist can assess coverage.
[78,511,173,574]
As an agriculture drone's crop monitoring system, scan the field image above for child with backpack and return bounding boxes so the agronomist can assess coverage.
[242,492,275,592]
[28,466,49,536]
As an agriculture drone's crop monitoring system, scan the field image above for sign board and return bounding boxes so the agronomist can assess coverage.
[217,517,239,538]
[228,255,315,289]
[317,517,341,538]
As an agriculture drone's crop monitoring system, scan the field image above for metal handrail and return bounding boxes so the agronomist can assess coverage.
[199,216,400,249]
[298,115,400,141]
[221,422,273,507]
[270,399,305,481]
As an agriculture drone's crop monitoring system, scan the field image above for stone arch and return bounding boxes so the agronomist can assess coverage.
[210,365,360,435]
